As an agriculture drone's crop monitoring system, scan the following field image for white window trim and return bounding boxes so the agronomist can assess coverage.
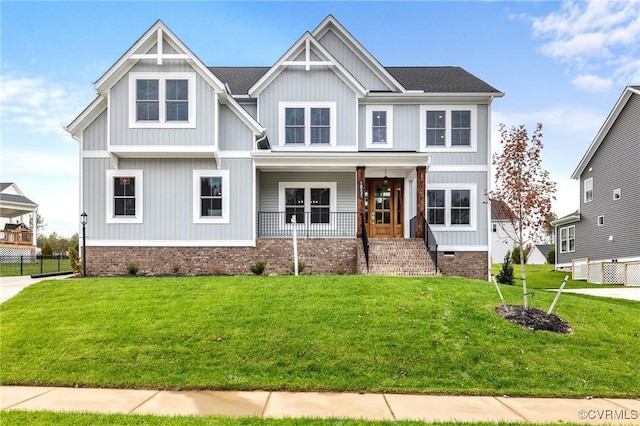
[597,215,604,226]
[278,102,337,146]
[419,105,477,152]
[128,72,196,129]
[559,225,575,254]
[613,188,621,200]
[106,169,143,224]
[583,177,593,203]
[278,182,337,229]
[365,105,393,148]
[425,184,477,231]
[193,170,230,224]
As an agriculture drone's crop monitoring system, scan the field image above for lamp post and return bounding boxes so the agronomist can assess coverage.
[80,212,87,277]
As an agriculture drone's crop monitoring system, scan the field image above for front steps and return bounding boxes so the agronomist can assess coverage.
[357,238,438,276]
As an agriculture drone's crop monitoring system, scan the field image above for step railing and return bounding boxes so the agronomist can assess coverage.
[361,213,370,272]
[421,214,438,272]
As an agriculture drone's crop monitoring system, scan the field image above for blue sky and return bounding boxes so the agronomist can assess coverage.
[1,1,639,237]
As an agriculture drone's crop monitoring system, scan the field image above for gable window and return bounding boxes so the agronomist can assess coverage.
[106,170,143,224]
[426,185,476,230]
[559,225,575,253]
[584,177,593,203]
[420,106,477,151]
[193,170,229,223]
[365,105,393,148]
[129,72,196,128]
[279,102,336,146]
[279,182,337,226]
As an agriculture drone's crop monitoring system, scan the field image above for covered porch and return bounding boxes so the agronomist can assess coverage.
[0,183,38,252]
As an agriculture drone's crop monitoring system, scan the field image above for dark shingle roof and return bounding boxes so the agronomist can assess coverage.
[386,67,501,93]
[0,183,12,191]
[0,193,37,206]
[209,66,501,95]
[534,244,553,258]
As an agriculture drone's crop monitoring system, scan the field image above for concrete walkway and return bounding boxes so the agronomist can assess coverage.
[561,287,640,302]
[1,386,639,423]
[0,274,72,303]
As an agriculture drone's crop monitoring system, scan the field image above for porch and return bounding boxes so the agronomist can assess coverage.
[0,228,34,246]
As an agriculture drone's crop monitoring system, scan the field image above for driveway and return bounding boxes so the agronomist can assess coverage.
[0,274,72,303]
[561,287,640,301]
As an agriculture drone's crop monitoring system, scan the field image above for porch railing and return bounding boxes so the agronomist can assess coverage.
[0,229,34,245]
[361,213,370,272]
[257,212,357,238]
[421,214,438,272]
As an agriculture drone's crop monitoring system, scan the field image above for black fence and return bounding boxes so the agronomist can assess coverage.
[0,255,72,277]
[257,212,357,238]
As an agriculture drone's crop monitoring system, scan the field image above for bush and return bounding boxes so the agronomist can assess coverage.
[546,245,556,265]
[68,245,81,274]
[511,245,527,265]
[496,251,514,285]
[291,261,306,274]
[249,260,266,275]
[41,241,53,256]
[126,264,139,276]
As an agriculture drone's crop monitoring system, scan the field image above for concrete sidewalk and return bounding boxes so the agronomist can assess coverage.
[0,274,72,303]
[1,386,638,423]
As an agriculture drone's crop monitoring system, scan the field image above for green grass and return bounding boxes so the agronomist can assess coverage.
[0,257,72,277]
[491,264,622,289]
[1,276,638,398]
[0,411,595,426]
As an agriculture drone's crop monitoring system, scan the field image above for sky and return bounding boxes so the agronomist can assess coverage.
[1,0,639,237]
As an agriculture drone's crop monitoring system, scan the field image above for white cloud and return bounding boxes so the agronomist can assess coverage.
[571,74,613,93]
[527,0,640,92]
[0,74,93,140]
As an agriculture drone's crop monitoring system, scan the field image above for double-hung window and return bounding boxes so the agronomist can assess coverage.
[106,170,143,223]
[279,102,336,146]
[279,182,336,225]
[129,72,196,128]
[584,178,593,203]
[420,106,476,151]
[559,226,575,253]
[426,185,475,230]
[193,170,229,223]
[365,105,393,148]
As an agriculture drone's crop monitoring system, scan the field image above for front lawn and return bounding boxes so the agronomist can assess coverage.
[1,275,638,397]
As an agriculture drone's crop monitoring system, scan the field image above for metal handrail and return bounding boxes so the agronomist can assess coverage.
[361,213,370,272]
[421,214,438,272]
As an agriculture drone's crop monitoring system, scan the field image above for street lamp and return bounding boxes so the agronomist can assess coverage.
[80,212,87,276]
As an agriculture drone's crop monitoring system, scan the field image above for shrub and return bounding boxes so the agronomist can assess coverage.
[335,265,346,275]
[546,245,556,265]
[171,263,181,274]
[126,264,139,276]
[68,241,81,274]
[41,241,53,256]
[496,251,514,285]
[249,260,266,275]
[291,261,306,274]
[511,245,528,265]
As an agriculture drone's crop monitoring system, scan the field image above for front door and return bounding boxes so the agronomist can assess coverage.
[366,179,403,238]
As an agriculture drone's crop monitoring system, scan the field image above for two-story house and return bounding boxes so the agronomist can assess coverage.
[553,86,640,285]
[66,16,502,279]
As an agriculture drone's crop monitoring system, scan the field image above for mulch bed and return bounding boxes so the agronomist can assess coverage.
[495,304,573,334]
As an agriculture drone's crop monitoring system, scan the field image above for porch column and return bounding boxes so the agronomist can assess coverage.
[356,166,366,237]
[416,166,426,238]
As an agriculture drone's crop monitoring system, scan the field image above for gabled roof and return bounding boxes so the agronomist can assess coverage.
[530,244,553,258]
[387,67,501,94]
[248,31,366,97]
[571,86,640,179]
[312,15,406,93]
[551,211,580,226]
[0,182,38,218]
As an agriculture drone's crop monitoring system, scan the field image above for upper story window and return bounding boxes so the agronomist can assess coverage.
[129,72,196,128]
[365,105,393,148]
[279,102,336,146]
[193,170,229,224]
[584,177,593,203]
[106,170,143,224]
[426,185,476,230]
[420,105,477,152]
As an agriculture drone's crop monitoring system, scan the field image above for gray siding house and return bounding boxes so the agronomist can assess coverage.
[554,86,640,285]
[67,16,503,279]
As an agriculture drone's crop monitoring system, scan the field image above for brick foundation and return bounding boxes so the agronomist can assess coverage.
[85,239,358,276]
[436,251,488,280]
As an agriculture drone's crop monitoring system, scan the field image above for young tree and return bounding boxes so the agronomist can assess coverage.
[487,123,556,308]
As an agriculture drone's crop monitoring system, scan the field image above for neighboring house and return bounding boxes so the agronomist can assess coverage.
[527,244,552,265]
[553,86,640,285]
[490,200,516,264]
[0,182,38,257]
[66,16,503,279]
